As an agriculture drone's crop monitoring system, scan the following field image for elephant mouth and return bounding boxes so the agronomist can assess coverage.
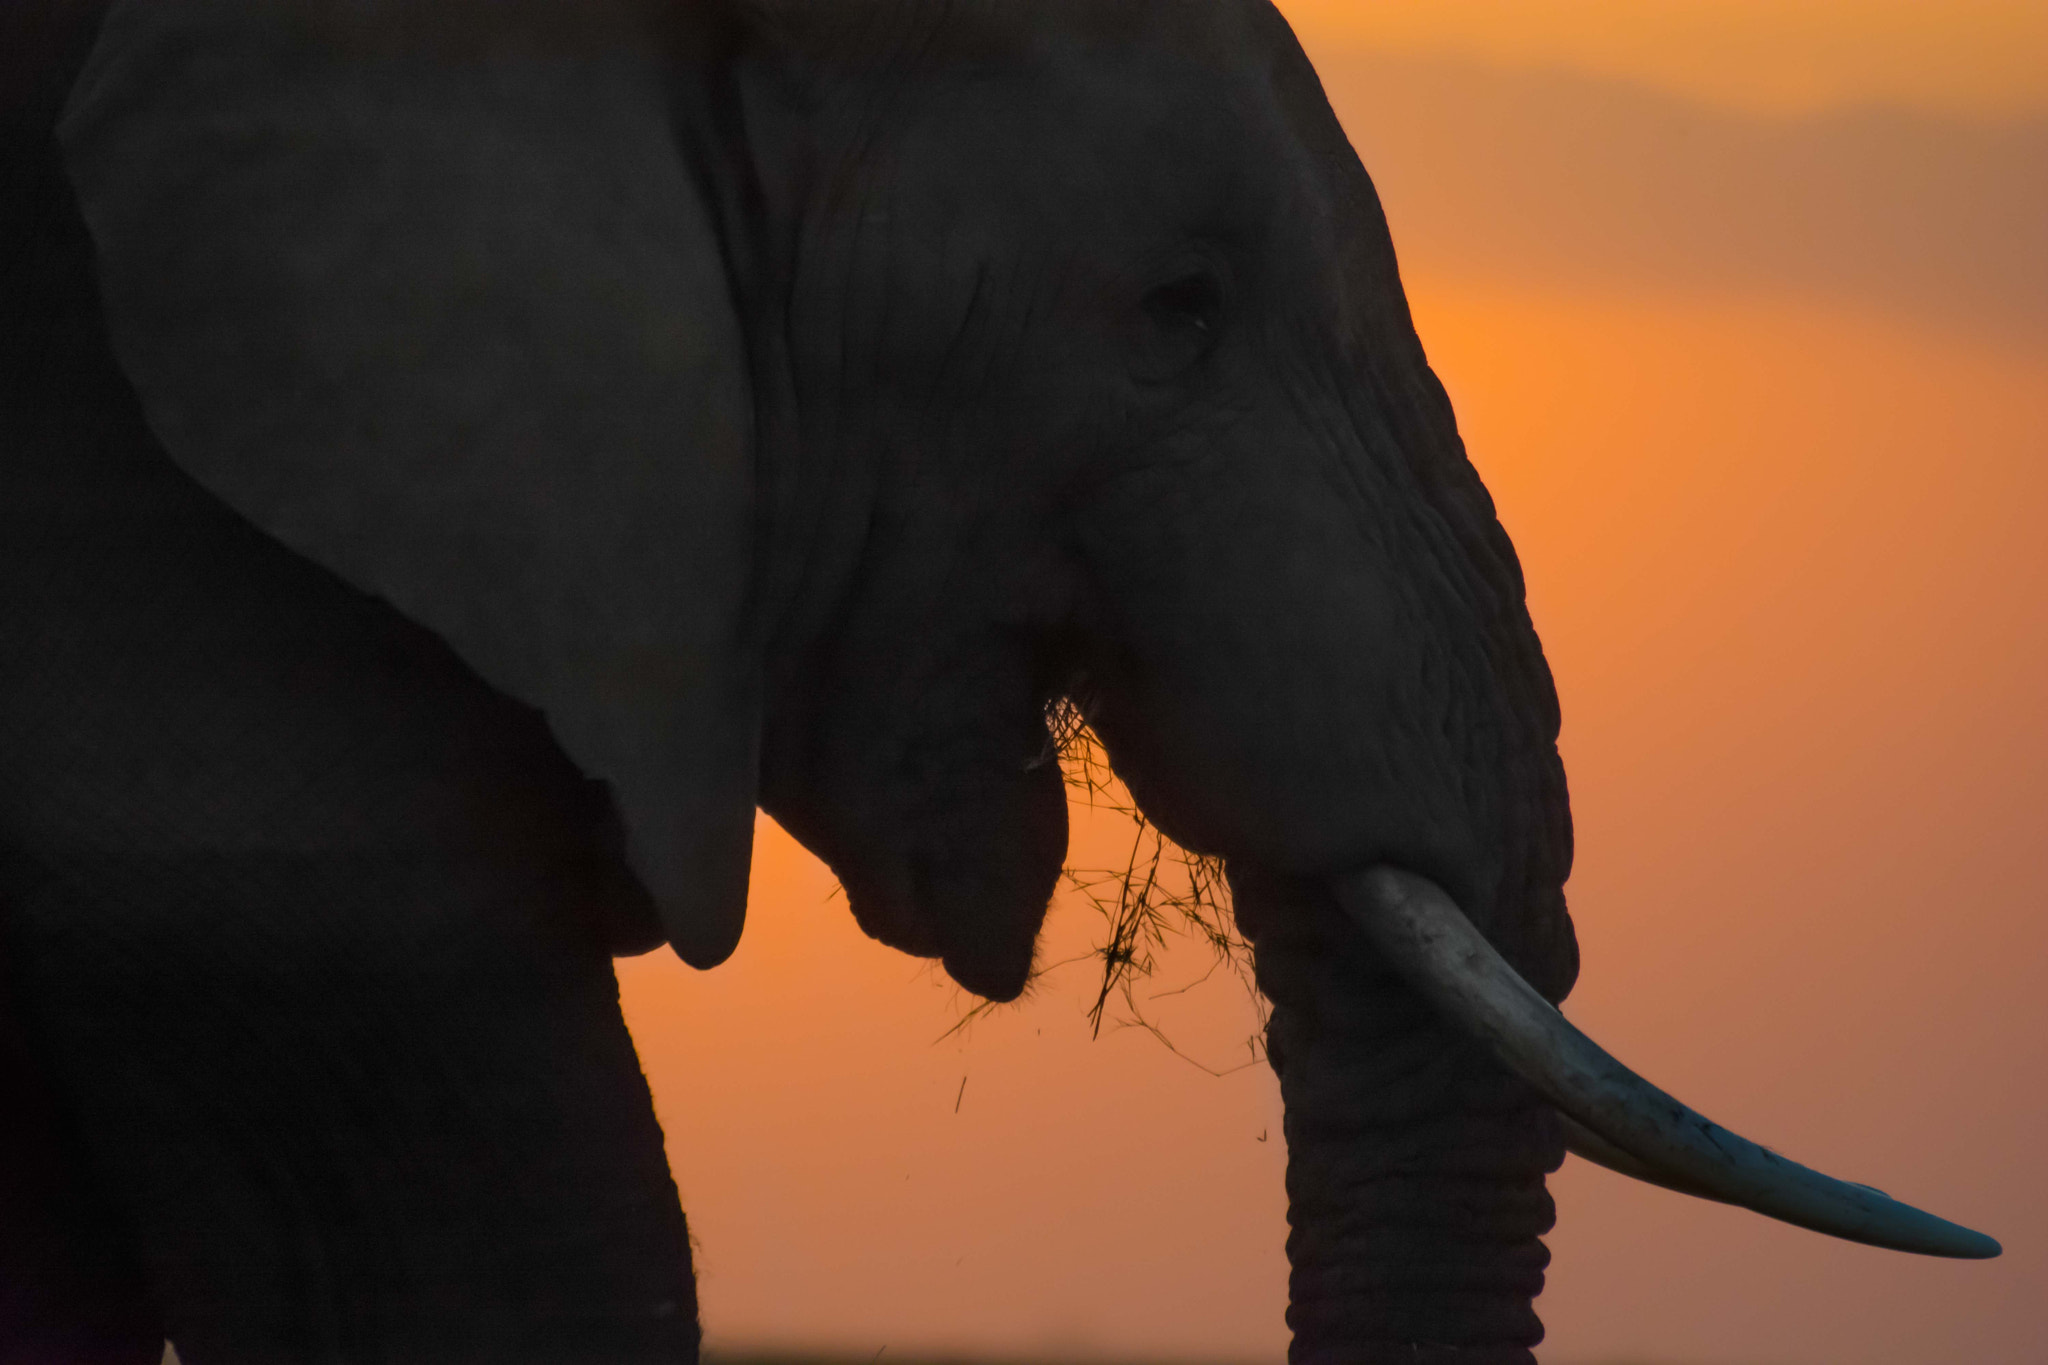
[1332,865,2001,1259]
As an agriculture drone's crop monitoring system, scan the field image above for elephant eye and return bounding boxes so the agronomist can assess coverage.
[1142,271,1222,336]
[1131,268,1224,381]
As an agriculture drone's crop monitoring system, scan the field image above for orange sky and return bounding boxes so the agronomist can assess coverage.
[1279,0,2048,116]
[617,9,2046,1362]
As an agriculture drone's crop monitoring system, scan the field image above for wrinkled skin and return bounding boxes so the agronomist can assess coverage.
[3,1,1575,1362]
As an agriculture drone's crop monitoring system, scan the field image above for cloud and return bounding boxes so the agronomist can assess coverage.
[1317,55,2048,346]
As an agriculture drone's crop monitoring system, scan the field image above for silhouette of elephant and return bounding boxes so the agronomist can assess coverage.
[0,1,1998,1361]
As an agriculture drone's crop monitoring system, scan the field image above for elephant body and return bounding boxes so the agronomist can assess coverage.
[0,1,1567,1359]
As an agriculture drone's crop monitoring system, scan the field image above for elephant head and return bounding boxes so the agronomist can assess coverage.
[52,0,1998,1359]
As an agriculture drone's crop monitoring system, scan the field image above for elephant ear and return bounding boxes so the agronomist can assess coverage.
[60,0,759,967]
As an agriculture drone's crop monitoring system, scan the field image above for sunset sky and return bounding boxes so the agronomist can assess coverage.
[617,5,2046,1362]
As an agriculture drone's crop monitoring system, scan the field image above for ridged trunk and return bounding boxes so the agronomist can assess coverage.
[1237,869,1570,1364]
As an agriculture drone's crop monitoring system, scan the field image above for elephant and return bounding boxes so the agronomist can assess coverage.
[0,0,2001,1361]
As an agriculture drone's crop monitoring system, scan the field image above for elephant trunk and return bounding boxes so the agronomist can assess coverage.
[1237,867,1565,1363]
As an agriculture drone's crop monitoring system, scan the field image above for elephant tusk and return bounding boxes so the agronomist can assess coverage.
[1330,866,2002,1260]
[1555,1111,1728,1201]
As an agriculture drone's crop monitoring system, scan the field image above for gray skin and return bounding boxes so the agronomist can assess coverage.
[2,1,1575,1362]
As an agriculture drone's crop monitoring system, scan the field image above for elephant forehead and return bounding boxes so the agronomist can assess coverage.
[859,8,1325,240]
